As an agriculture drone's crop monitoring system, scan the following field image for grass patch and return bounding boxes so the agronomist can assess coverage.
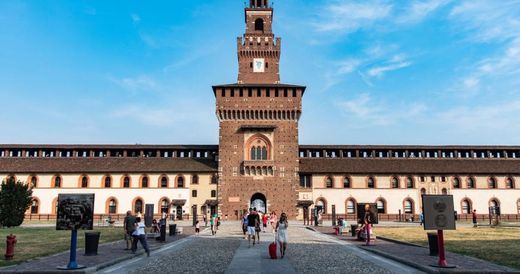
[375,226,520,270]
[0,226,124,267]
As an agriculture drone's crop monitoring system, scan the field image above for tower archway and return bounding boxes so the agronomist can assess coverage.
[250,193,267,214]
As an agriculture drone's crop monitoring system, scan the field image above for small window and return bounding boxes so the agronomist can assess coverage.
[211,175,218,184]
[453,177,460,189]
[325,176,333,188]
[211,190,217,198]
[142,176,149,188]
[161,199,169,213]
[300,175,312,188]
[176,176,184,188]
[30,199,39,214]
[461,199,471,213]
[391,177,399,188]
[488,177,497,189]
[30,176,38,188]
[505,177,514,189]
[192,190,197,198]
[81,176,88,188]
[467,177,475,188]
[431,176,435,182]
[346,200,356,214]
[108,199,117,214]
[134,199,143,214]
[192,175,199,185]
[254,18,264,32]
[367,177,375,188]
[420,176,425,182]
[442,188,447,194]
[406,177,414,188]
[54,176,62,188]
[104,176,111,188]
[376,199,386,214]
[123,176,130,188]
[343,177,350,188]
[404,199,414,214]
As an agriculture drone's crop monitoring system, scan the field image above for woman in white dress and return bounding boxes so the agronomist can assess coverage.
[275,212,289,258]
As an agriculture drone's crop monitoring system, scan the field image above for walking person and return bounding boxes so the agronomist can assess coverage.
[246,208,257,247]
[242,211,249,239]
[472,209,478,228]
[123,210,135,250]
[270,211,277,233]
[131,217,150,257]
[195,220,200,235]
[262,213,268,232]
[203,215,207,227]
[210,214,217,235]
[275,212,289,258]
[254,208,261,242]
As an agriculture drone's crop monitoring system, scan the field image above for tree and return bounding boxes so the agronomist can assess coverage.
[0,178,33,227]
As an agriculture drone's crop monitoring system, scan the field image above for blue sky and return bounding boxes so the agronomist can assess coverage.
[1,0,520,145]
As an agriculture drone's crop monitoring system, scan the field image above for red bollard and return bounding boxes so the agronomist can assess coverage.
[5,234,17,260]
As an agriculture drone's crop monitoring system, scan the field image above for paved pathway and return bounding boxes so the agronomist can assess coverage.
[99,221,423,274]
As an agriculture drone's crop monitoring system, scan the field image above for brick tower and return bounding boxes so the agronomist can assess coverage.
[212,0,305,219]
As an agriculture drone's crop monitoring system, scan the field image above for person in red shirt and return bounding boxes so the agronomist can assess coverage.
[472,209,478,228]
[262,213,268,232]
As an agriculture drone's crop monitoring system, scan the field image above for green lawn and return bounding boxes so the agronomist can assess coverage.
[0,226,123,267]
[375,226,520,270]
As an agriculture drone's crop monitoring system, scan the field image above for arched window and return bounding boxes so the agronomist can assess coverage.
[141,176,149,188]
[404,199,414,214]
[108,199,117,214]
[134,199,143,214]
[453,177,461,189]
[461,199,472,213]
[316,199,326,214]
[488,177,497,189]
[255,18,264,32]
[343,177,351,188]
[406,176,414,188]
[489,199,500,208]
[505,177,514,189]
[176,176,184,188]
[421,188,426,195]
[325,176,333,188]
[54,176,62,188]
[246,135,271,161]
[30,199,39,214]
[391,176,399,188]
[104,176,112,188]
[376,199,386,214]
[160,198,170,213]
[159,176,167,188]
[442,188,447,194]
[346,199,356,214]
[192,175,199,185]
[467,177,475,188]
[123,176,130,188]
[211,175,218,184]
[211,190,217,198]
[192,190,197,197]
[80,176,88,188]
[367,176,375,188]
[29,175,38,188]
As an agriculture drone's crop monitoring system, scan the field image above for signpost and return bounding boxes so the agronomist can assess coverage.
[56,194,95,270]
[422,195,456,268]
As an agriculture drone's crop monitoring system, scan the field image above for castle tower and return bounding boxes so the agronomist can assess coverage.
[212,1,305,219]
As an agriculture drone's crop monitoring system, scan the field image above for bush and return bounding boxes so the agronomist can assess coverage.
[0,178,33,227]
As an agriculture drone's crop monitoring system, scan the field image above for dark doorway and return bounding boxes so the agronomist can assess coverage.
[176,206,183,220]
[250,193,267,214]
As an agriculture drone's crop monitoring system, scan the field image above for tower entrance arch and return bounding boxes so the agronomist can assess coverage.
[250,193,267,214]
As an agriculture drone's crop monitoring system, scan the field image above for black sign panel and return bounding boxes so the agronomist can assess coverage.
[422,195,456,230]
[357,203,378,224]
[56,194,95,230]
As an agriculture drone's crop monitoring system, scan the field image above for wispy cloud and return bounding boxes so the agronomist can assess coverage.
[366,55,412,77]
[109,75,158,92]
[312,1,392,34]
[397,0,452,24]
[131,14,141,25]
[336,93,426,125]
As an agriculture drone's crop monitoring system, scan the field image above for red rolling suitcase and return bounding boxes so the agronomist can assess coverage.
[269,241,277,259]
